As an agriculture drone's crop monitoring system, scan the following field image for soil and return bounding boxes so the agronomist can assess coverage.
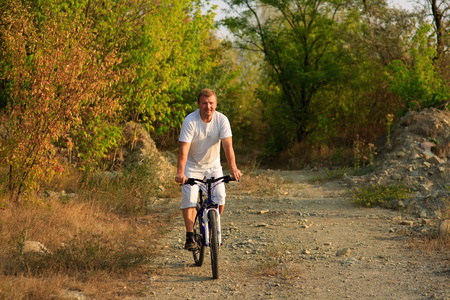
[140,170,450,300]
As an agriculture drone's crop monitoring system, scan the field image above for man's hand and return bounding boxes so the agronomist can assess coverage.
[175,173,186,185]
[230,167,242,181]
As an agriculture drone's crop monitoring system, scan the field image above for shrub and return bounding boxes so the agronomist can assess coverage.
[351,184,412,208]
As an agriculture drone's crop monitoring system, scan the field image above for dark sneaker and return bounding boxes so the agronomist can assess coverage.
[184,236,197,251]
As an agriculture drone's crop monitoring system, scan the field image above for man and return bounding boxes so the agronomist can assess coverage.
[175,88,242,250]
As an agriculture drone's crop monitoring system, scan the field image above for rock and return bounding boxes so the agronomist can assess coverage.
[302,249,310,254]
[427,155,444,165]
[410,152,420,160]
[22,241,52,256]
[439,220,450,238]
[420,140,435,153]
[258,210,270,214]
[166,151,177,166]
[391,173,402,180]
[336,248,350,257]
[396,151,406,157]
[422,219,431,225]
[59,289,87,300]
[400,220,414,226]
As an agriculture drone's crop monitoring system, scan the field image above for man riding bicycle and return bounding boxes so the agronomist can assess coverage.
[174,88,242,251]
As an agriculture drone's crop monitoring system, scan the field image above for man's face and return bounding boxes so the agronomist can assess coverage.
[198,95,217,121]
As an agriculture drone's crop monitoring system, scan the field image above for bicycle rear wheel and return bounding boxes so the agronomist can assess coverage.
[192,213,205,266]
[208,210,219,279]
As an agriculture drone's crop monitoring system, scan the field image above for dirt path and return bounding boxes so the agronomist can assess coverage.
[143,170,450,299]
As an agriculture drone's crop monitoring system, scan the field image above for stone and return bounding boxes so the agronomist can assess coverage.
[427,155,444,165]
[410,152,420,160]
[439,220,450,238]
[336,248,350,257]
[391,173,402,180]
[22,241,52,256]
[400,220,414,226]
[59,289,87,300]
[396,151,406,157]
[420,140,435,152]
[422,219,431,225]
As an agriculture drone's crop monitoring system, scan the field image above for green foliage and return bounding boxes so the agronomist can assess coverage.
[0,0,224,197]
[121,0,216,134]
[83,155,177,215]
[0,0,121,199]
[351,184,412,208]
[222,0,350,145]
[387,24,450,113]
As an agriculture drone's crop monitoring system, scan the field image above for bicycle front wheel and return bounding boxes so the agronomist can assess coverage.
[208,210,219,279]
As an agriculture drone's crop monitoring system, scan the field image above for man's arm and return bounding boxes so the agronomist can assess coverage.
[222,137,241,180]
[175,141,190,184]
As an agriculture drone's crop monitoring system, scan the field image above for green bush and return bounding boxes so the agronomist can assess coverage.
[351,184,412,208]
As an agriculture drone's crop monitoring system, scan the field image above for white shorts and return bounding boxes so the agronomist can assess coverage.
[180,167,226,209]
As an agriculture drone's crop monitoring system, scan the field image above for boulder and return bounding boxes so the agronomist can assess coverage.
[23,241,52,256]
[439,220,450,238]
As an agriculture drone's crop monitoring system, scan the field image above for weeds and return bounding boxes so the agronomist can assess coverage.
[254,244,300,279]
[353,135,377,175]
[386,114,394,149]
[310,167,350,182]
[228,169,285,197]
[351,184,412,208]
[0,155,177,298]
[79,155,179,215]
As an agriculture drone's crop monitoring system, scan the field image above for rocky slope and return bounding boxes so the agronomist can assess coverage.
[347,108,450,220]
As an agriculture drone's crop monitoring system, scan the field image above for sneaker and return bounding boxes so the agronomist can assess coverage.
[184,235,197,251]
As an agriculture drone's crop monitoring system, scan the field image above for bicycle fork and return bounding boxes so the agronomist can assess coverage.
[202,207,221,246]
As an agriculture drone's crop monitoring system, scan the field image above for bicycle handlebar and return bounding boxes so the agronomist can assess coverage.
[184,175,235,186]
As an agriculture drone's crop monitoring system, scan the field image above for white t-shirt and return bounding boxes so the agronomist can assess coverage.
[179,109,232,172]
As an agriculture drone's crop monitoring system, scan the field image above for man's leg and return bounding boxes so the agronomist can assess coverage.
[219,205,224,215]
[182,207,197,250]
[182,207,197,232]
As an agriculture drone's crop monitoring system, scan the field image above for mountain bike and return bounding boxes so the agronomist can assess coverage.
[184,175,235,279]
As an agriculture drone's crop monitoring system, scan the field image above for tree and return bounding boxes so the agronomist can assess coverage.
[221,0,360,147]
[387,24,450,112]
[0,0,120,199]
[422,0,450,60]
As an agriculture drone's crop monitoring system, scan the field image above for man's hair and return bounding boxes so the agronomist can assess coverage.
[197,88,216,102]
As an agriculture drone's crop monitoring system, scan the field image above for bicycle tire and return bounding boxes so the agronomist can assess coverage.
[208,210,219,279]
[192,213,205,266]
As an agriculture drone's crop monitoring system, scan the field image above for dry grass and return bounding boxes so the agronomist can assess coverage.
[409,236,450,252]
[0,158,179,299]
[405,199,450,253]
[254,244,300,280]
[227,168,286,197]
